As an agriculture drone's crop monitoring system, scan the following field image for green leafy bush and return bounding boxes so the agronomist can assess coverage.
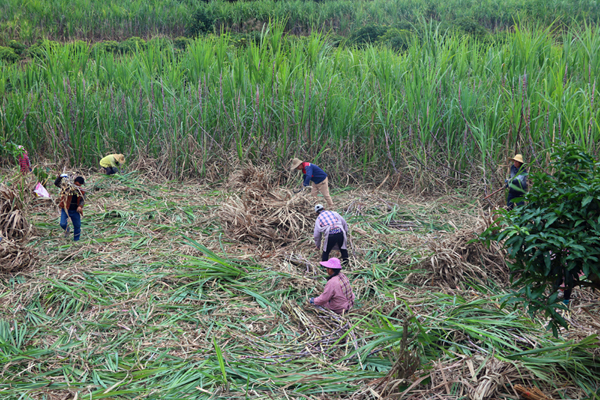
[187,8,216,37]
[452,17,488,38]
[118,37,146,53]
[0,46,19,63]
[173,36,192,50]
[482,145,600,335]
[348,24,389,47]
[379,28,412,52]
[26,39,59,59]
[8,40,27,55]
[94,40,120,54]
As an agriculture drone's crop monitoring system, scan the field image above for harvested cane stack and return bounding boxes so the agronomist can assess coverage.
[0,184,35,273]
[220,187,313,251]
[220,166,313,252]
[0,185,33,241]
[407,214,508,288]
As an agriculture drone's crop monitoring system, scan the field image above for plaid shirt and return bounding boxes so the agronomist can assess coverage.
[338,273,355,309]
[317,211,342,234]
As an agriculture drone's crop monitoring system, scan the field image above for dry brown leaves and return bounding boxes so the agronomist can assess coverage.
[220,166,313,252]
[1,185,33,241]
[0,238,36,273]
[406,211,508,288]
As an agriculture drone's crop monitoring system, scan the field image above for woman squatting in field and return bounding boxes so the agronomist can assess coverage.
[308,258,355,315]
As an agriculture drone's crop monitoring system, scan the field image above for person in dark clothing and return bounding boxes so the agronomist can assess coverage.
[290,158,334,208]
[54,174,86,241]
[313,204,349,266]
[506,154,528,210]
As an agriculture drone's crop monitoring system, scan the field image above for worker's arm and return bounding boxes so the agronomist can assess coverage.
[54,176,63,188]
[302,164,313,187]
[313,280,335,306]
[314,222,322,249]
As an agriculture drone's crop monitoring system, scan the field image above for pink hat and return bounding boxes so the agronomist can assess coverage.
[319,258,342,270]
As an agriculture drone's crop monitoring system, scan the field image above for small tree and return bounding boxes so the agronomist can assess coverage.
[482,145,600,335]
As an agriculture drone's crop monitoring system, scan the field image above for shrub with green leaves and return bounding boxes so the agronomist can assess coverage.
[379,28,413,52]
[0,46,19,63]
[187,7,215,36]
[8,40,27,55]
[348,24,389,47]
[482,145,600,335]
[118,37,146,53]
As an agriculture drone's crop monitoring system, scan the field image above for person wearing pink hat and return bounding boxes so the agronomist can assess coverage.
[308,258,355,315]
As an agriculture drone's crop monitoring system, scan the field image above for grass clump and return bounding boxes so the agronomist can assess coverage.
[0,46,18,63]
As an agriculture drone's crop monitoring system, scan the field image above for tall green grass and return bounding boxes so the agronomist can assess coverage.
[1,24,599,187]
[2,0,600,44]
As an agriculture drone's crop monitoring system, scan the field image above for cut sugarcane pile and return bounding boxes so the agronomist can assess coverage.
[220,186,313,251]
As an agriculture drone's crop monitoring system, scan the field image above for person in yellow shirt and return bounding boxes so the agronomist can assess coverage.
[100,154,125,175]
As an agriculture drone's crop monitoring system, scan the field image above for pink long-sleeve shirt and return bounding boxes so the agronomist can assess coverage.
[313,273,355,314]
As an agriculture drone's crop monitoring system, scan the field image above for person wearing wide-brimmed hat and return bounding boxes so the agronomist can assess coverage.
[314,204,349,266]
[100,154,126,175]
[506,154,528,210]
[308,258,355,315]
[289,158,334,208]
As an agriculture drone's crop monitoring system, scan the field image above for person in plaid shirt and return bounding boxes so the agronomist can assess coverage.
[313,204,349,265]
[308,258,355,314]
[17,146,32,174]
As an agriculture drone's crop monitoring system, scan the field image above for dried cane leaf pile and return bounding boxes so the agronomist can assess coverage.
[0,184,34,273]
[220,166,313,251]
[407,213,508,288]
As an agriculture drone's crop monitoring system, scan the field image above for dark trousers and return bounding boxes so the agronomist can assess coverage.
[104,167,119,175]
[507,192,524,210]
[60,209,81,241]
[322,232,349,264]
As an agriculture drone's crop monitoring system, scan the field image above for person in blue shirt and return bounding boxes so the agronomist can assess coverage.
[290,158,334,208]
[505,154,528,210]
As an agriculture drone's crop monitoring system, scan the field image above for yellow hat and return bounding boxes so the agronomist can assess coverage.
[509,154,524,164]
[289,158,303,171]
[115,154,126,164]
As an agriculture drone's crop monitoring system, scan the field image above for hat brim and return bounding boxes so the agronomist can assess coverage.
[290,160,303,170]
[319,261,343,270]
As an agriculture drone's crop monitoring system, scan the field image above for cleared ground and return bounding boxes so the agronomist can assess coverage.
[1,168,599,399]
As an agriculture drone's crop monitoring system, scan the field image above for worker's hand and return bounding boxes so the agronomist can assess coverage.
[77,206,83,215]
[308,298,315,305]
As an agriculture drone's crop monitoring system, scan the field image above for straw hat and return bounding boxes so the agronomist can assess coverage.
[289,158,303,171]
[115,154,126,164]
[509,154,525,164]
[319,258,343,270]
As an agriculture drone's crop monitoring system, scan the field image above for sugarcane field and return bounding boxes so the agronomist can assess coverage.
[2,1,600,399]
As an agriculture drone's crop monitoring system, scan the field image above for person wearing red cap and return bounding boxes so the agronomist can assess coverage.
[308,258,355,314]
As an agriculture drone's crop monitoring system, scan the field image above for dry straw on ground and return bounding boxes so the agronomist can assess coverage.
[220,164,313,252]
[1,185,33,241]
[407,211,508,288]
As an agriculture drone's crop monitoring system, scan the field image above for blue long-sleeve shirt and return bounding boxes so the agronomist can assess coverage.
[506,165,528,194]
[302,163,327,186]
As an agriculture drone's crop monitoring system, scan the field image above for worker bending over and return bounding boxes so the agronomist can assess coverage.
[314,204,349,266]
[290,158,334,208]
[100,154,125,175]
[309,258,355,315]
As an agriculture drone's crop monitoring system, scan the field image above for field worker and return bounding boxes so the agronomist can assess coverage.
[506,154,528,210]
[17,145,32,174]
[314,204,349,266]
[100,153,125,175]
[290,158,334,208]
[308,258,355,315]
[55,174,86,241]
